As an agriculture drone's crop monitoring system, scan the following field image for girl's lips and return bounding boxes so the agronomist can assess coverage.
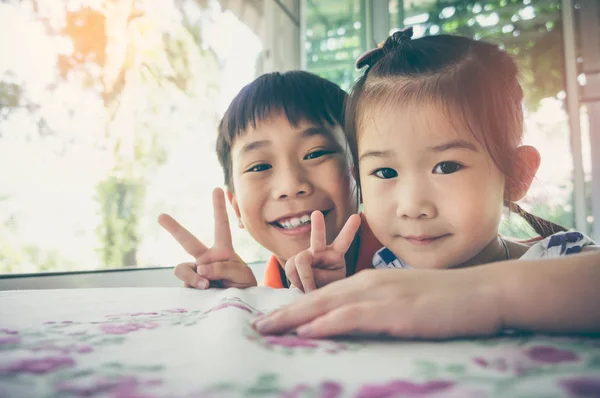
[402,234,450,246]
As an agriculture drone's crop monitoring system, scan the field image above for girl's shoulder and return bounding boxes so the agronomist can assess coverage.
[518,231,598,260]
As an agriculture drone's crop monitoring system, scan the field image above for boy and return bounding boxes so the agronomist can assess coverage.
[159,71,381,288]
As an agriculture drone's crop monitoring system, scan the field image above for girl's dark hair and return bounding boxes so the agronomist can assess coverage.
[346,28,565,238]
[217,71,348,190]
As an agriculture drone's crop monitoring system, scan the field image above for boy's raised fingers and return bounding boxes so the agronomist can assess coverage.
[158,214,208,258]
[173,262,209,289]
[196,261,257,288]
[285,256,303,291]
[212,188,234,250]
[310,211,327,253]
[296,250,317,292]
[331,214,361,254]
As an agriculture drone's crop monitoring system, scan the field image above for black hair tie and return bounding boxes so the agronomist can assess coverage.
[356,26,414,70]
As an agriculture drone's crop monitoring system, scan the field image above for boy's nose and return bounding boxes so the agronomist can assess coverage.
[273,167,313,199]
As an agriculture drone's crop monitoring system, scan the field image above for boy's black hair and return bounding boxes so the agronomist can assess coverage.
[216,71,348,189]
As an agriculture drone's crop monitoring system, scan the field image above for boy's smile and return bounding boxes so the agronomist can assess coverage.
[270,209,331,234]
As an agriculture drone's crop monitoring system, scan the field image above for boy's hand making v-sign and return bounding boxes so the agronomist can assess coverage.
[159,188,257,289]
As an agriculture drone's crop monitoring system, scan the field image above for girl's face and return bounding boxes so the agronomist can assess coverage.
[357,102,508,269]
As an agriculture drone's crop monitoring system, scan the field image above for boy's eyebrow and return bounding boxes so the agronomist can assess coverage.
[238,126,330,157]
[359,149,394,161]
[301,126,329,137]
[427,139,478,152]
[240,140,270,155]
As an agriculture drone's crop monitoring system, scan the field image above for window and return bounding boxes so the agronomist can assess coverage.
[304,0,366,91]
[0,0,271,274]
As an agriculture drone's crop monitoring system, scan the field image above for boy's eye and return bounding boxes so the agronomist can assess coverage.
[246,163,272,173]
[373,168,398,179]
[304,149,334,160]
[432,162,462,175]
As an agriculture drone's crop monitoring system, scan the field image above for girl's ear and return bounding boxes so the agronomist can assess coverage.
[226,189,244,229]
[505,145,540,202]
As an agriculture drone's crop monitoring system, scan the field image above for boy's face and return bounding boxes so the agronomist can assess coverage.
[227,114,357,264]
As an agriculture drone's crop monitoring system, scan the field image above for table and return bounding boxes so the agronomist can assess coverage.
[1,287,599,397]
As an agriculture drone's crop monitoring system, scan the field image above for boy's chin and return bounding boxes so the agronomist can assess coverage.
[273,239,311,262]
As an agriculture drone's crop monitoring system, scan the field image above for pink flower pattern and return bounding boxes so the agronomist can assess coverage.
[100,322,159,335]
[56,376,162,398]
[559,377,600,397]
[355,380,455,397]
[29,343,93,354]
[0,335,20,345]
[0,298,597,397]
[0,356,75,374]
[525,345,579,364]
[207,302,253,314]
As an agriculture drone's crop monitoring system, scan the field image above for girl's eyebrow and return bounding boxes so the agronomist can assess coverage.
[428,139,478,152]
[359,149,394,161]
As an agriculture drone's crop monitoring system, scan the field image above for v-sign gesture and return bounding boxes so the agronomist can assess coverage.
[158,188,257,289]
[285,211,361,292]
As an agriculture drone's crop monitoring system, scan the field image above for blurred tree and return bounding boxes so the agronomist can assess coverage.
[0,0,220,270]
[406,0,564,109]
[306,0,564,108]
[54,1,220,267]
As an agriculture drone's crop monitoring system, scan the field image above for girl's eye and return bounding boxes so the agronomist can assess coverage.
[432,161,463,175]
[304,149,334,160]
[373,168,398,179]
[247,164,272,173]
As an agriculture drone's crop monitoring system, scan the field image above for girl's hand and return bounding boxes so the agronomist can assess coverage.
[159,188,257,289]
[284,211,361,292]
[253,268,502,339]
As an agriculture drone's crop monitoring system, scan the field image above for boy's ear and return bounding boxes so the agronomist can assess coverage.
[505,145,540,202]
[226,189,245,229]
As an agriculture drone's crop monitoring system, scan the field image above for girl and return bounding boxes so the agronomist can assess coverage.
[253,29,600,338]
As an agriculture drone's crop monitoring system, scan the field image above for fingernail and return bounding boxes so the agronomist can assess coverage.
[252,316,272,333]
[196,278,209,289]
[196,265,208,276]
[296,324,312,337]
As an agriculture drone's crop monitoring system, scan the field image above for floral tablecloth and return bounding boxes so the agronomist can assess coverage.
[0,287,599,398]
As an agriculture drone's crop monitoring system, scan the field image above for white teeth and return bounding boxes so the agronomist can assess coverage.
[278,214,312,229]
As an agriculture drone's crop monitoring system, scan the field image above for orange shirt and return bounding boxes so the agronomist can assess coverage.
[263,213,382,288]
